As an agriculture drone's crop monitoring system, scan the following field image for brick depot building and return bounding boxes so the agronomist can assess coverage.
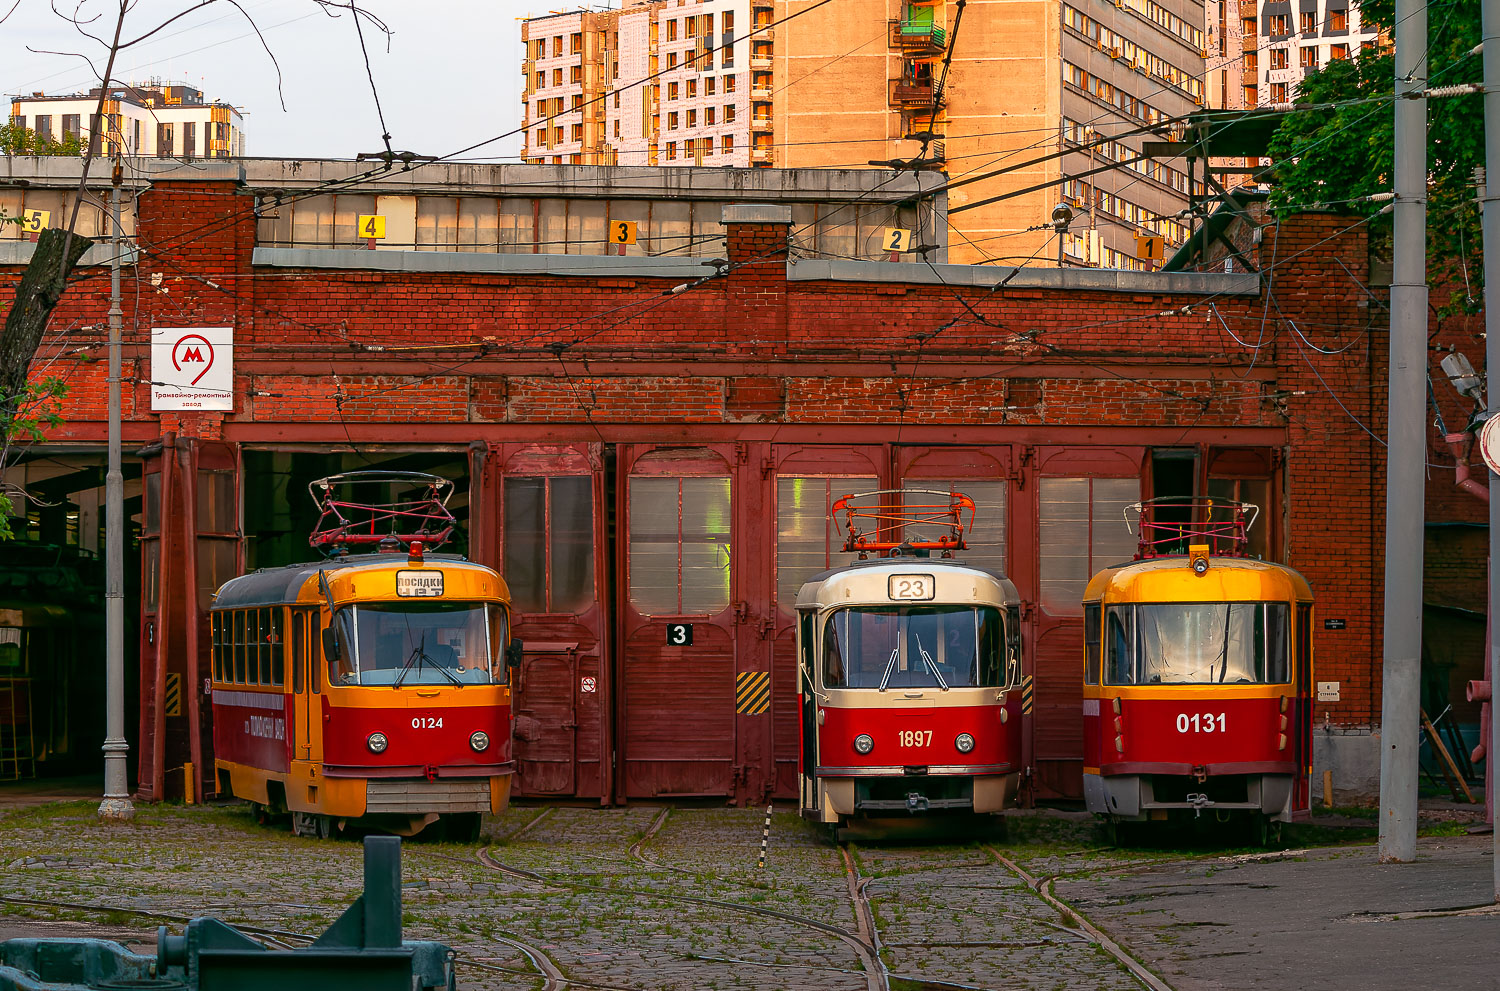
[2,159,1395,806]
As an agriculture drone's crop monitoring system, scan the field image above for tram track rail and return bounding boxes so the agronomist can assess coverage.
[984,845,1176,991]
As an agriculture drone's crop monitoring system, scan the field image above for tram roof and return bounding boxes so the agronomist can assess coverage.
[211,553,483,610]
[1083,555,1313,603]
[795,557,1020,610]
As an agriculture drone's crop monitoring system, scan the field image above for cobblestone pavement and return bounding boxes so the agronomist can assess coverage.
[1,799,1468,991]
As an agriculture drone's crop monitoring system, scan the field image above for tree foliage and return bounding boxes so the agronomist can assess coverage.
[1267,0,1483,302]
[0,124,83,157]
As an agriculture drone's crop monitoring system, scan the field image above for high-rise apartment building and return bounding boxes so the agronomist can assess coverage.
[8,80,244,158]
[521,0,1206,268]
[1240,1,1377,108]
[521,0,760,168]
[774,0,1205,267]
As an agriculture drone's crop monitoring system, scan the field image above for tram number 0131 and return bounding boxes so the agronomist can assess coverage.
[898,730,933,747]
[1176,712,1226,733]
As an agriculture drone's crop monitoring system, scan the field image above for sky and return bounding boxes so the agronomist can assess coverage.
[0,0,576,161]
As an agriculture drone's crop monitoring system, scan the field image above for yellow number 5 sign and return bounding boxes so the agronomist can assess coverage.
[612,220,638,245]
[21,209,50,234]
[357,214,386,239]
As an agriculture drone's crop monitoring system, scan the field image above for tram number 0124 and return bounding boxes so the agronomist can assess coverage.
[412,716,444,729]
[898,730,933,747]
[1176,712,1226,733]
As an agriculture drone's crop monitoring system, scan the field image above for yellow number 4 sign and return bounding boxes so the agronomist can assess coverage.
[21,209,50,234]
[883,227,912,253]
[612,220,638,245]
[357,214,386,239]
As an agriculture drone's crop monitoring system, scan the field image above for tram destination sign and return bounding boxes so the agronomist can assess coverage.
[396,570,444,597]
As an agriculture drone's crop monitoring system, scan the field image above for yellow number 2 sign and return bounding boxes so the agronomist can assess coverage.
[21,209,50,234]
[883,227,912,253]
[612,220,638,245]
[357,214,386,239]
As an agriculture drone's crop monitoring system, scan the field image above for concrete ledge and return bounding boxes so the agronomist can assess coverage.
[789,258,1262,296]
[0,240,138,267]
[252,246,716,279]
[721,204,792,225]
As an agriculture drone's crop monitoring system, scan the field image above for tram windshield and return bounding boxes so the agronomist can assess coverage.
[1104,602,1289,685]
[328,602,507,687]
[823,606,1008,690]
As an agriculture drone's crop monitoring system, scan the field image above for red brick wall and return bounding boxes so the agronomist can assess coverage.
[1,180,1393,727]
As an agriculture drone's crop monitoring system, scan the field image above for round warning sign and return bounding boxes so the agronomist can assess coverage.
[1479,414,1500,477]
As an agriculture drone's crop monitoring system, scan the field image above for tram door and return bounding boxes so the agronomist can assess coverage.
[769,447,881,799]
[1019,447,1142,800]
[289,608,320,762]
[497,443,609,800]
[618,444,764,801]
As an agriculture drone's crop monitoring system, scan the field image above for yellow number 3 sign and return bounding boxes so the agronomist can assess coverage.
[612,220,638,245]
[357,214,386,239]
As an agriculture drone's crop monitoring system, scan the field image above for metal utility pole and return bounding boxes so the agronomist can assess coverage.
[1378,0,1427,863]
[1482,0,1500,901]
[99,160,133,822]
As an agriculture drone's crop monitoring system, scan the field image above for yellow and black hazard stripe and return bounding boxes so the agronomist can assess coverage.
[164,672,183,717]
[1020,675,1034,716]
[735,671,771,715]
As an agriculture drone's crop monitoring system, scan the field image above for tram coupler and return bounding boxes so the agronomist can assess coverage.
[1186,792,1215,819]
[906,792,931,812]
[0,838,455,991]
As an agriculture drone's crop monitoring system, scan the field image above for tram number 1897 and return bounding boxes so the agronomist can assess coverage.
[1176,712,1226,733]
[898,730,933,747]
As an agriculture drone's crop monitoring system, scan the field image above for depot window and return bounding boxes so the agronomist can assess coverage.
[1104,603,1289,685]
[504,475,595,614]
[776,476,876,611]
[1038,476,1139,614]
[629,475,731,616]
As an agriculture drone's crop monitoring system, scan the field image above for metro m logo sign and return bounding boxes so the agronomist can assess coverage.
[152,327,233,411]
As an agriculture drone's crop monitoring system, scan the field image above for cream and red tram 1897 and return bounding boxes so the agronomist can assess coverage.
[209,472,521,839]
[1081,498,1314,843]
[795,491,1025,828]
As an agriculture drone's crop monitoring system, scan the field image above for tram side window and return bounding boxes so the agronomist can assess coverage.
[1083,603,1100,685]
[1106,607,1132,684]
[798,610,815,688]
[232,611,247,683]
[291,611,305,692]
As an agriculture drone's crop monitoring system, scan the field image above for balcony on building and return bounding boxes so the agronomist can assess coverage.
[889,5,946,57]
[890,73,938,109]
[751,146,772,163]
[751,113,772,131]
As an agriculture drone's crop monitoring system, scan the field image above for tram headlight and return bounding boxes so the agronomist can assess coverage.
[854,733,874,755]
[955,733,976,754]
[470,731,491,753]
[366,731,389,754]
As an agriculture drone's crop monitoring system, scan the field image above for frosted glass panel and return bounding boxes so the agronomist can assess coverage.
[776,476,876,610]
[1039,477,1090,613]
[680,477,731,614]
[1091,477,1140,569]
[905,479,1007,575]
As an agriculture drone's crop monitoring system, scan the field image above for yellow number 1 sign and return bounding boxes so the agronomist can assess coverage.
[357,214,386,239]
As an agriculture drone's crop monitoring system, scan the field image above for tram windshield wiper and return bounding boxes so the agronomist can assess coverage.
[394,632,462,688]
[913,633,948,691]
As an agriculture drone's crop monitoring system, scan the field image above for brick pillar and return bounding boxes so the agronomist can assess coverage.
[722,204,790,350]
